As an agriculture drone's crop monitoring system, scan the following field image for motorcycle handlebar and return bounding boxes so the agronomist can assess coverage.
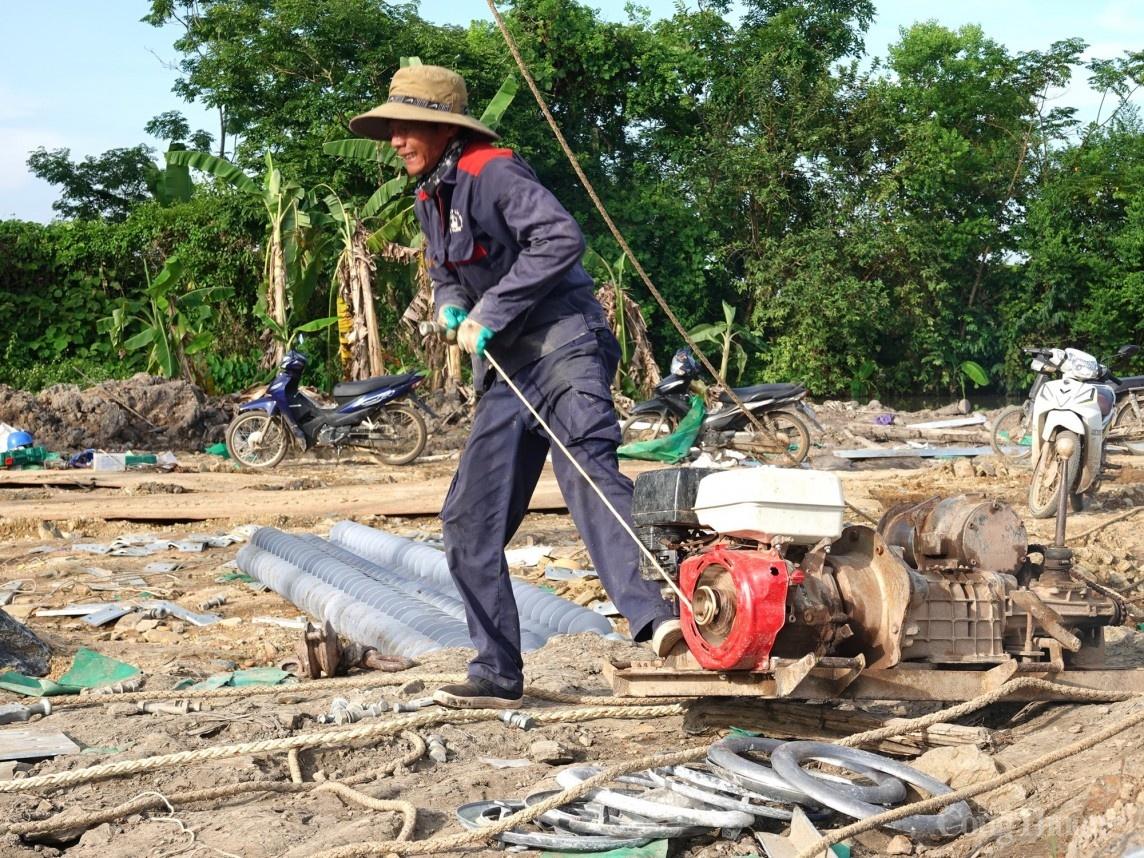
[417,320,458,343]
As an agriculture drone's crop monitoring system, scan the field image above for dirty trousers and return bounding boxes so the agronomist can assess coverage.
[440,335,674,691]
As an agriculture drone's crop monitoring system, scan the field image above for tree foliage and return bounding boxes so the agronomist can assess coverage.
[5,0,1144,398]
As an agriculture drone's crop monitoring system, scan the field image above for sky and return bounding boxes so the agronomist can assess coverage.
[2,1,1142,223]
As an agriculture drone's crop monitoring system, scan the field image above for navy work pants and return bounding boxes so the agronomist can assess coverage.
[440,332,675,692]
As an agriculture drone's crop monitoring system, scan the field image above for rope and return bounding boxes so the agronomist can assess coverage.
[287,748,304,784]
[485,0,797,466]
[49,673,469,709]
[307,744,710,858]
[795,698,1144,858]
[5,732,427,838]
[838,677,1136,748]
[484,351,691,607]
[47,672,687,711]
[0,703,684,795]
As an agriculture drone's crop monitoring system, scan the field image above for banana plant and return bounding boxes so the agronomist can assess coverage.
[97,255,232,383]
[144,143,193,206]
[687,300,766,384]
[166,149,314,365]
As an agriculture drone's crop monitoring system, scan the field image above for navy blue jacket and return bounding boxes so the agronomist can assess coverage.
[415,140,607,380]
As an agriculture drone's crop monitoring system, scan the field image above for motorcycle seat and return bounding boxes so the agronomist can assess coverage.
[333,373,420,399]
[1097,384,1117,418]
[718,382,805,404]
[1115,375,1144,392]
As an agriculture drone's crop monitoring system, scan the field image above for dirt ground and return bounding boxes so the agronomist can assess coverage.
[1,386,1143,857]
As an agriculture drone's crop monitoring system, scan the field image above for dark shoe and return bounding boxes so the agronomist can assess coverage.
[650,618,683,657]
[433,677,523,709]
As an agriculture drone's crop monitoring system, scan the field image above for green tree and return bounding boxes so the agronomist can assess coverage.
[27,145,159,221]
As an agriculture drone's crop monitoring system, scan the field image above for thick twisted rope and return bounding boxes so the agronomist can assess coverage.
[5,732,427,838]
[307,744,711,858]
[48,673,469,709]
[46,673,686,710]
[839,677,1136,748]
[0,703,684,795]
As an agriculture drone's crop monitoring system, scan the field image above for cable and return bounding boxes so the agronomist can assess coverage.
[484,350,691,608]
[486,0,801,466]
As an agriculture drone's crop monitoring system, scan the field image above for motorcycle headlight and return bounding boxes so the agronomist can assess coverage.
[1062,350,1100,380]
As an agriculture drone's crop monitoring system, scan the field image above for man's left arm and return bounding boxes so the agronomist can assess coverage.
[464,158,585,335]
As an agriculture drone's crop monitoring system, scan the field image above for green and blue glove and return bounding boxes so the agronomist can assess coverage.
[439,305,468,331]
[457,318,494,357]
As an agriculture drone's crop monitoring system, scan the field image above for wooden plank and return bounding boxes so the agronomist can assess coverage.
[832,446,993,460]
[905,414,988,430]
[0,728,81,761]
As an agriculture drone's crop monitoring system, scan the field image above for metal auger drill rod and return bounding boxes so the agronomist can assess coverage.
[1054,434,1076,549]
[419,320,692,611]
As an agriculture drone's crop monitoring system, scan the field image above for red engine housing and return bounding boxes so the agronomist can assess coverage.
[679,546,802,671]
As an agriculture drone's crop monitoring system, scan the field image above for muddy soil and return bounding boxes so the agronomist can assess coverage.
[0,385,1142,857]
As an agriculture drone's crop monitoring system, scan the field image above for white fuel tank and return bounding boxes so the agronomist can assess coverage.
[693,467,845,545]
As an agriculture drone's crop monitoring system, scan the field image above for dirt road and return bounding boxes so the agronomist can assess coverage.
[1,449,1143,857]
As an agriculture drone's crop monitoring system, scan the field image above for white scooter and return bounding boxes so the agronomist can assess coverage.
[1027,347,1124,518]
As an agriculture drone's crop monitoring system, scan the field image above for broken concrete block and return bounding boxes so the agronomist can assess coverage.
[914,744,1028,813]
[528,739,574,765]
[0,607,51,676]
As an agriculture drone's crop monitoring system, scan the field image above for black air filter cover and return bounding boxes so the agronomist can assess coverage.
[632,467,717,527]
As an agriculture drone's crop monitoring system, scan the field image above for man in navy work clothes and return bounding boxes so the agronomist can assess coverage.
[351,65,681,708]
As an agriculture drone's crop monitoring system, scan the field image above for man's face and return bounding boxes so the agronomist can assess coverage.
[389,120,457,176]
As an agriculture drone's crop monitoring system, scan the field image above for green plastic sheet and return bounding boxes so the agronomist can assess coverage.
[617,396,705,463]
[0,647,140,697]
[540,839,668,858]
[172,667,293,691]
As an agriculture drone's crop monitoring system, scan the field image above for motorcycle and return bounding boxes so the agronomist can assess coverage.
[225,341,431,469]
[992,344,1144,462]
[1026,345,1139,518]
[620,347,820,465]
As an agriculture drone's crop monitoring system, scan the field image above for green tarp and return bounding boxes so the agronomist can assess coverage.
[618,396,705,463]
[0,647,140,697]
[540,839,668,858]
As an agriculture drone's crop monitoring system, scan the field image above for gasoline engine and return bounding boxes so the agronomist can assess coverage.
[632,468,1121,672]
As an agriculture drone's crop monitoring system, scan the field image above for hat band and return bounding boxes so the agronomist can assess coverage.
[387,94,470,116]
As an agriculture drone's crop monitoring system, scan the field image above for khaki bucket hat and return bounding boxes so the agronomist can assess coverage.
[350,65,498,141]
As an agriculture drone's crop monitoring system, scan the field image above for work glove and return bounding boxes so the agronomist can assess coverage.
[457,318,494,357]
[438,305,468,331]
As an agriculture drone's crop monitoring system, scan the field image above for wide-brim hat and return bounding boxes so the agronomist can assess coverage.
[350,65,498,141]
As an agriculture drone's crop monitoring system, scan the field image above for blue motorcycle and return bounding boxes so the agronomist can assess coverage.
[225,345,430,469]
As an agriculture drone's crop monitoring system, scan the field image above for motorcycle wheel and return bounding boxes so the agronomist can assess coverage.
[226,412,289,469]
[739,410,811,466]
[1109,392,1144,455]
[620,409,677,445]
[1027,430,1081,519]
[364,403,427,465]
[990,404,1033,464]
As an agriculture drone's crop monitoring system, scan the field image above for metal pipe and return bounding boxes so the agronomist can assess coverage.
[295,535,549,652]
[248,530,475,649]
[330,521,612,636]
[237,545,440,658]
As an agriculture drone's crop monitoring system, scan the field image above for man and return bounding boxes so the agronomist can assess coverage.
[351,65,680,709]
